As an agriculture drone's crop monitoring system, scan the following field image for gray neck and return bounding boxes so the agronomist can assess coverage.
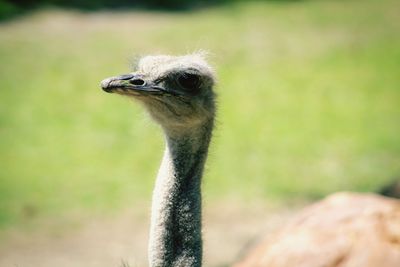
[149,120,214,267]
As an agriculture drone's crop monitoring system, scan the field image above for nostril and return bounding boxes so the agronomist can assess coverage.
[130,79,146,86]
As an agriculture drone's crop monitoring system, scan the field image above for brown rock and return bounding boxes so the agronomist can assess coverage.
[234,192,400,267]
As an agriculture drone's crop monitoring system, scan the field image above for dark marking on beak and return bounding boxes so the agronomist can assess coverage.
[101,74,161,94]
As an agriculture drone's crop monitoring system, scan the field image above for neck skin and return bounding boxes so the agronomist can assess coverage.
[148,118,214,267]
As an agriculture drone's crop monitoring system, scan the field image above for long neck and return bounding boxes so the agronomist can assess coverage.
[149,120,214,267]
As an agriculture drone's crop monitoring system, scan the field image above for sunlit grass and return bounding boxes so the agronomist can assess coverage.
[0,0,399,228]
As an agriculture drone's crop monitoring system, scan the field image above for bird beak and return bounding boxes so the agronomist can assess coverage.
[100,74,163,94]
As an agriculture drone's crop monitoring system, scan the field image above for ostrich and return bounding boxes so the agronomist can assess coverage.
[101,53,215,267]
[101,53,400,267]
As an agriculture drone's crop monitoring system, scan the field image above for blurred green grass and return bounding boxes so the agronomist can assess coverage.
[0,0,399,228]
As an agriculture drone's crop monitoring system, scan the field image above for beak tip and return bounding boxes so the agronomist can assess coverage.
[100,78,113,92]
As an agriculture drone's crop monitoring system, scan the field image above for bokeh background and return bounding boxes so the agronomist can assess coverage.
[1,0,399,266]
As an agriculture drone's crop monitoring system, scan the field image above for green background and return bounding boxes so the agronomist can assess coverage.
[0,0,399,229]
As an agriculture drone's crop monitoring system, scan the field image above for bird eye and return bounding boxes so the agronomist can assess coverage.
[177,73,201,92]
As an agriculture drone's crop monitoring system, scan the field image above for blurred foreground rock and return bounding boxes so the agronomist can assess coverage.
[234,192,400,267]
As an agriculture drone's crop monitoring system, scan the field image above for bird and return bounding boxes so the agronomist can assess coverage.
[101,53,215,267]
[101,53,400,267]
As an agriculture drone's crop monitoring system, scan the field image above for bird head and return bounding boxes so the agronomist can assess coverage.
[101,53,216,133]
